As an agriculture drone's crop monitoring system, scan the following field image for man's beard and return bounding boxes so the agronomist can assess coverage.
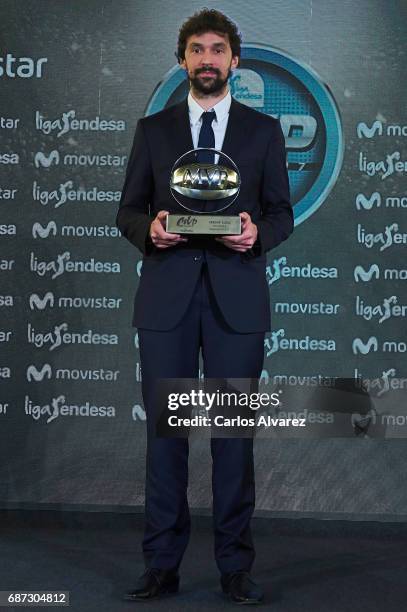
[190,67,232,95]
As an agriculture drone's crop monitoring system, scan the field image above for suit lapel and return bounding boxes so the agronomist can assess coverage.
[220,99,248,162]
[170,100,194,160]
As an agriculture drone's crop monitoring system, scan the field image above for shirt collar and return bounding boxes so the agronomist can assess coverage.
[188,90,232,126]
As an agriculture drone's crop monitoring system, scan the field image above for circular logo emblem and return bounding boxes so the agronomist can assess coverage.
[146,44,344,226]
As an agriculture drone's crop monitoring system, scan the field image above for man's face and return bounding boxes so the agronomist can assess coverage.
[180,31,239,95]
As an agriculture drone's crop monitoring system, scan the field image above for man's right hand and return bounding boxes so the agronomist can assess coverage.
[149,210,188,249]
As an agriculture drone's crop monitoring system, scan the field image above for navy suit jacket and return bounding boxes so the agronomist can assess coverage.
[116,98,293,332]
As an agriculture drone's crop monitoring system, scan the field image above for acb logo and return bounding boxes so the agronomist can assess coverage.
[146,44,343,226]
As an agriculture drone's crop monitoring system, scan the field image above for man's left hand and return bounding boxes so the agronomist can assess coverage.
[215,212,258,252]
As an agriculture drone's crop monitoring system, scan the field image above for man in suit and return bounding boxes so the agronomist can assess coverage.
[117,8,293,604]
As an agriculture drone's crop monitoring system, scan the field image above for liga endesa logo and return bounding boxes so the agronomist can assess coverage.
[146,44,343,226]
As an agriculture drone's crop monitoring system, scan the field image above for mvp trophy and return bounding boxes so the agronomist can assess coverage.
[166,147,242,235]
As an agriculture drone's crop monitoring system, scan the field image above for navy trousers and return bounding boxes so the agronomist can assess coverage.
[138,262,265,574]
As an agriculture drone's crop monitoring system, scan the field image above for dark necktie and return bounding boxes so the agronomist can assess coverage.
[197,111,216,163]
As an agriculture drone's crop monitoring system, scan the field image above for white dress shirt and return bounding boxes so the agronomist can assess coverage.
[187,90,231,152]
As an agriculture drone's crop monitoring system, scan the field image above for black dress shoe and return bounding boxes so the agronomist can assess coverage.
[221,571,264,604]
[123,568,180,601]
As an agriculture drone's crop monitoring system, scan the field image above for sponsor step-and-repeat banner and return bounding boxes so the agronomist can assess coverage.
[1,0,406,516]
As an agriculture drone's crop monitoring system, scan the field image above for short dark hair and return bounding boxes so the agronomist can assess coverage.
[176,8,242,62]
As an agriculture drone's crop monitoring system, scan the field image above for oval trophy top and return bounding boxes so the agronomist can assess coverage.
[170,148,241,214]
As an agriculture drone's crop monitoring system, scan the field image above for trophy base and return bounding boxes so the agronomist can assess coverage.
[166,214,241,235]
